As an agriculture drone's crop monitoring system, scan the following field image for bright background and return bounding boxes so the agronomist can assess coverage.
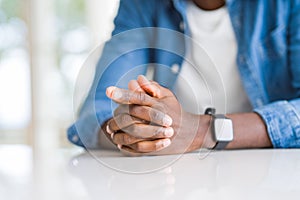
[0,0,119,148]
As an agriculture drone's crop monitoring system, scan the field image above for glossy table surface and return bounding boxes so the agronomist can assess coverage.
[1,145,300,200]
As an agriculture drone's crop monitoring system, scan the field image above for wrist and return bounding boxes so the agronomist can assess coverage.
[184,114,215,152]
[198,114,216,149]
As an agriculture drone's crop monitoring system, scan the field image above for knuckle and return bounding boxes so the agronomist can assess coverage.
[129,124,139,134]
[153,127,164,137]
[145,107,152,118]
[155,140,163,150]
[136,142,146,152]
[137,92,145,104]
[115,134,129,145]
[114,114,131,130]
[122,91,130,103]
[130,105,141,116]
[150,109,164,123]
[122,134,132,145]
[120,114,131,124]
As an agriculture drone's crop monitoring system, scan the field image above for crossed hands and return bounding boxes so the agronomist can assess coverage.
[103,75,212,156]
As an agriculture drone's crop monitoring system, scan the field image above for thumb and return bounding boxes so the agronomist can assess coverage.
[128,79,144,93]
[137,75,162,98]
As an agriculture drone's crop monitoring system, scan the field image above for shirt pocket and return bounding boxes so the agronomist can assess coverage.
[258,26,287,60]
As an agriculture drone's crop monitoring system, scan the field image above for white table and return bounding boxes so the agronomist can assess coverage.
[1,145,300,200]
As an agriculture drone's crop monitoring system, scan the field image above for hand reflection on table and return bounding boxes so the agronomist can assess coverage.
[65,149,300,200]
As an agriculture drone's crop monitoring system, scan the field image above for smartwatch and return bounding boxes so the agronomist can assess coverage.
[205,108,234,150]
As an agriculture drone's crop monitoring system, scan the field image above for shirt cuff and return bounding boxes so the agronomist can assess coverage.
[67,111,112,149]
[254,100,300,148]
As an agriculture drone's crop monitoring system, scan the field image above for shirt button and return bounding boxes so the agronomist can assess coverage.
[171,63,180,74]
[179,21,185,31]
[72,135,79,143]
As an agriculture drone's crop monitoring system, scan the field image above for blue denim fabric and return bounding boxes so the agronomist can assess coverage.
[68,0,300,148]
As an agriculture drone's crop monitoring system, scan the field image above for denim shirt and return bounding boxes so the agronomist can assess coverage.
[67,0,300,148]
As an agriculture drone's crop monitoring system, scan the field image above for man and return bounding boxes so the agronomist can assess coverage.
[68,0,300,155]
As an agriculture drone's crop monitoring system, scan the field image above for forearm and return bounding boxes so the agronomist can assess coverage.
[227,113,272,149]
[201,112,273,150]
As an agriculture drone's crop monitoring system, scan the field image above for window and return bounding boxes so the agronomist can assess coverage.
[0,0,30,143]
[0,0,119,147]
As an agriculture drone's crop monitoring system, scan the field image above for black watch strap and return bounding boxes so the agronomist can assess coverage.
[213,141,230,150]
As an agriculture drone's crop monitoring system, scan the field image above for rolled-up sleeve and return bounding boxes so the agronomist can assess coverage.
[254,100,300,148]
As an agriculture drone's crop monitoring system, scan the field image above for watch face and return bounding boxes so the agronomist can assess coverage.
[213,118,233,142]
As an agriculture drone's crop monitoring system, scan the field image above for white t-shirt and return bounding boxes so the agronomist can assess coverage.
[174,1,252,114]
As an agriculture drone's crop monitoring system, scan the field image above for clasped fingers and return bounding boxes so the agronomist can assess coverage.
[119,138,172,154]
[114,105,172,127]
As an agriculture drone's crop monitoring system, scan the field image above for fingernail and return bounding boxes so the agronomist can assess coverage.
[113,89,122,99]
[106,86,115,98]
[110,133,115,140]
[117,144,122,149]
[163,115,173,127]
[106,124,113,134]
[164,127,174,137]
[163,139,171,147]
